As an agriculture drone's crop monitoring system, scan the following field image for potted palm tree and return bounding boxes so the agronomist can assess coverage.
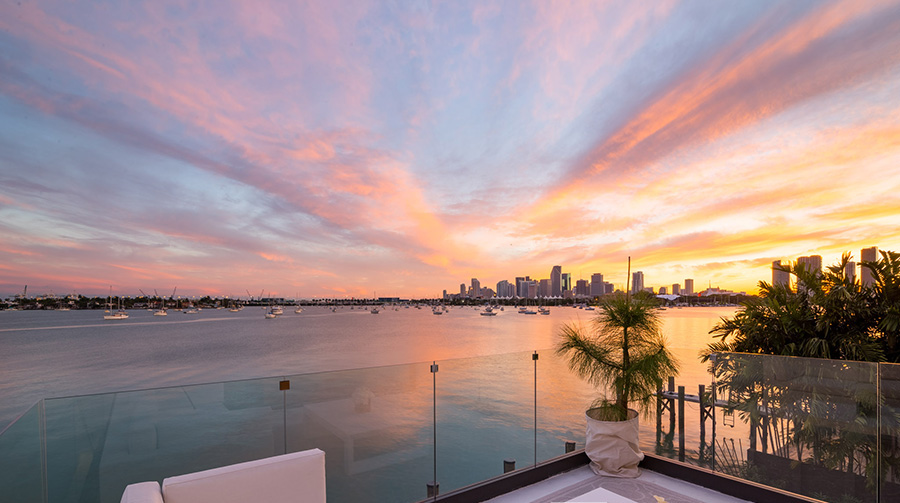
[556,270,679,477]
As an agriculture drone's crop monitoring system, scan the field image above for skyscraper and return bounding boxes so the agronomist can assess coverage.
[460,284,466,296]
[471,278,481,298]
[844,261,856,284]
[515,277,526,297]
[575,279,589,296]
[797,255,823,277]
[561,273,572,293]
[539,279,551,297]
[672,283,680,295]
[684,279,694,296]
[861,246,878,286]
[551,265,562,297]
[772,260,790,287]
[631,271,644,294]
[590,273,604,297]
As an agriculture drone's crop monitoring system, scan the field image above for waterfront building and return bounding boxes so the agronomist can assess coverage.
[590,273,604,297]
[684,279,694,296]
[575,279,589,297]
[551,266,562,297]
[672,283,680,295]
[861,246,878,286]
[460,283,466,297]
[631,271,644,294]
[844,261,856,284]
[525,280,538,299]
[561,272,572,292]
[797,255,823,276]
[471,278,481,298]
[515,276,530,297]
[797,255,822,294]
[539,279,551,298]
[772,260,790,287]
[496,280,513,298]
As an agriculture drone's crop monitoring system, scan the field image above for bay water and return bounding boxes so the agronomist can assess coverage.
[0,305,736,431]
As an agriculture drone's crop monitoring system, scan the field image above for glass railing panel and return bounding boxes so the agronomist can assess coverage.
[0,402,43,503]
[535,350,595,462]
[710,353,878,503]
[43,377,284,503]
[435,351,535,496]
[284,362,433,503]
[879,362,900,501]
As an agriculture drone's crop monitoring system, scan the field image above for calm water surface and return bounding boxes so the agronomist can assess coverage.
[0,305,736,430]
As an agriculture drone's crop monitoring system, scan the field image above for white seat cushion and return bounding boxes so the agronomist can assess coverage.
[120,481,164,503]
[162,449,326,503]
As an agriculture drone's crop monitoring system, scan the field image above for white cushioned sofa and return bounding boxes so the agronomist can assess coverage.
[120,448,326,503]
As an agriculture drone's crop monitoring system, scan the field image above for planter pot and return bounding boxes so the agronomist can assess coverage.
[584,407,643,477]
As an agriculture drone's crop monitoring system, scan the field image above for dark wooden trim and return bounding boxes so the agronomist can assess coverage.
[426,451,589,503]
[639,453,823,503]
[421,451,824,503]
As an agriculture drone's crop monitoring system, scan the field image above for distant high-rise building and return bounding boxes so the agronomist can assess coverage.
[525,280,538,298]
[551,266,562,297]
[496,280,513,298]
[672,284,680,295]
[443,290,447,300]
[631,271,644,294]
[539,279,551,297]
[561,273,572,293]
[684,279,694,296]
[575,279,590,297]
[590,273,604,297]
[659,286,667,295]
[772,260,790,287]
[844,261,856,284]
[460,283,466,296]
[797,256,822,293]
[471,278,481,298]
[604,282,614,294]
[515,277,525,297]
[861,246,878,286]
[797,255,823,277]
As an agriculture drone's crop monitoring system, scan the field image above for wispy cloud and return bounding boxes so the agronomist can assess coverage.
[1,1,899,297]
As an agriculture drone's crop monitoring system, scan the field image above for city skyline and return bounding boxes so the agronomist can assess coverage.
[2,2,900,298]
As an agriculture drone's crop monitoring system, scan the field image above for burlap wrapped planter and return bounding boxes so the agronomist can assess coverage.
[584,407,643,477]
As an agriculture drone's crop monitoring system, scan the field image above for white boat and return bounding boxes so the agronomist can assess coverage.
[271,306,284,316]
[103,288,129,320]
[265,306,277,319]
[294,306,303,314]
[480,307,497,316]
[154,308,168,316]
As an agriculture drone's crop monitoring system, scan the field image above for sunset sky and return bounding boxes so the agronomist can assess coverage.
[2,1,900,299]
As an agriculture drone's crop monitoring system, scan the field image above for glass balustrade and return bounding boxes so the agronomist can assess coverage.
[0,402,43,503]
[6,350,900,502]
